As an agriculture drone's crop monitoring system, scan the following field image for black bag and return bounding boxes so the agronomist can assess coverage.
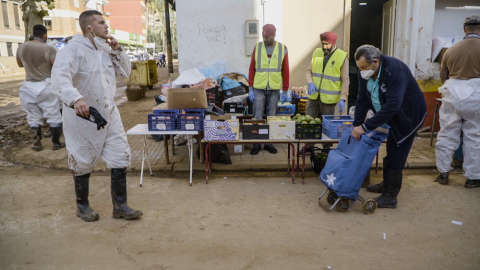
[223,85,247,99]
[197,143,232,164]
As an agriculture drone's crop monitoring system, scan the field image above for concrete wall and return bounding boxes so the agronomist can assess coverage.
[433,0,479,38]
[282,0,345,88]
[0,56,24,74]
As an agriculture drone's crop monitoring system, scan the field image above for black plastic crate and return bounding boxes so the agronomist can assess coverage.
[224,102,246,114]
[148,110,178,131]
[292,96,307,115]
[206,86,219,103]
[242,120,269,139]
[295,123,322,139]
[177,109,205,131]
[310,148,331,174]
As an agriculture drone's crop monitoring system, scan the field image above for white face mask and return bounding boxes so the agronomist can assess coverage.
[88,25,110,51]
[361,62,376,80]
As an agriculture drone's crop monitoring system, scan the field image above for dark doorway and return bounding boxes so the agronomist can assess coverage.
[348,0,393,112]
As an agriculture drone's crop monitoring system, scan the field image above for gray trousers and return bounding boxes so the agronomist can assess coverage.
[305,98,336,119]
[253,88,280,119]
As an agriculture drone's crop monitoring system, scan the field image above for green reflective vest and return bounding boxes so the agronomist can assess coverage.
[253,42,285,90]
[308,48,347,104]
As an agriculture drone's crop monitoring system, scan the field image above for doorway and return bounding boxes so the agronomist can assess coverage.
[347,0,396,112]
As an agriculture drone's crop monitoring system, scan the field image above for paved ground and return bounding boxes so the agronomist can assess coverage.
[0,164,479,270]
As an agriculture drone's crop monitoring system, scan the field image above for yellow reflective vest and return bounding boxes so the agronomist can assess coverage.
[253,42,285,90]
[308,48,347,104]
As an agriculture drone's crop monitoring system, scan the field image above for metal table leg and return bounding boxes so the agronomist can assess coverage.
[163,135,170,164]
[188,135,193,186]
[140,135,153,187]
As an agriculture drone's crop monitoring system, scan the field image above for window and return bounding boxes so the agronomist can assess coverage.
[44,19,52,30]
[73,0,80,8]
[2,1,9,28]
[13,3,20,29]
[75,19,81,32]
[7,42,13,56]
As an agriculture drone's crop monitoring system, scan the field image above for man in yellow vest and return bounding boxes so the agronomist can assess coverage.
[305,31,349,119]
[248,24,290,155]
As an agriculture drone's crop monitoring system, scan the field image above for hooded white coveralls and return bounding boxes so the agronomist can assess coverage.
[51,34,132,176]
[19,78,62,127]
[435,78,480,180]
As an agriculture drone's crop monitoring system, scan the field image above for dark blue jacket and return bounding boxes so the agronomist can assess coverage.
[353,55,427,146]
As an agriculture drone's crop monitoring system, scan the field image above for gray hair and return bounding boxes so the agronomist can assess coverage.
[355,45,382,63]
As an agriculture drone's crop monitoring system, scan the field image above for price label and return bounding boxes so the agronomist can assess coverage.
[186,124,195,130]
[259,129,268,135]
[207,122,216,128]
[234,145,242,153]
[230,121,238,127]
[156,123,166,130]
[230,108,236,112]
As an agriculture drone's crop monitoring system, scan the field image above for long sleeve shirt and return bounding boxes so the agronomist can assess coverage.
[305,51,350,101]
[248,43,290,91]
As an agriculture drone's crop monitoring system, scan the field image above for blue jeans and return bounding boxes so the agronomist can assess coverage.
[253,89,280,119]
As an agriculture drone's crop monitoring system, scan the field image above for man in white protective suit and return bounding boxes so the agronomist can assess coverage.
[16,24,64,151]
[51,10,143,221]
[435,14,480,189]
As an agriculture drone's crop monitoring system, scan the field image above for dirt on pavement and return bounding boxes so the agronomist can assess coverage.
[0,164,479,270]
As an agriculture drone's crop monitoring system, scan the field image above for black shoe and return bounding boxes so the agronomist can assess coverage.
[298,145,313,156]
[264,144,277,154]
[367,182,384,193]
[50,126,66,150]
[434,172,449,185]
[250,144,261,155]
[375,169,402,209]
[30,126,43,151]
[111,168,143,220]
[465,179,480,188]
[74,173,99,222]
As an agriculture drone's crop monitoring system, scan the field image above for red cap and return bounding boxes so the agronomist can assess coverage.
[320,32,338,45]
[262,24,276,37]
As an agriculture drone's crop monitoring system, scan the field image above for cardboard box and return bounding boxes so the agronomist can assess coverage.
[223,102,246,114]
[166,88,208,109]
[153,103,168,112]
[268,117,295,139]
[242,119,269,140]
[227,144,244,155]
[204,119,240,141]
[205,114,236,121]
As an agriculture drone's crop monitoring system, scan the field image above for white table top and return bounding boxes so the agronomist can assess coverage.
[126,124,199,135]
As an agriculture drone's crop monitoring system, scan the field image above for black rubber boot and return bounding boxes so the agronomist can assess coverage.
[50,126,66,150]
[74,173,99,222]
[30,126,43,151]
[465,179,480,188]
[111,168,143,220]
[367,158,388,193]
[250,144,261,155]
[435,172,449,185]
[264,144,277,154]
[374,169,402,209]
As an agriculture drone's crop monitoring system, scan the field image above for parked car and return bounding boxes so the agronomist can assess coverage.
[128,54,139,61]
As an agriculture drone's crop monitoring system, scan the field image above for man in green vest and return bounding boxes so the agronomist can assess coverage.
[305,31,349,119]
[248,24,290,155]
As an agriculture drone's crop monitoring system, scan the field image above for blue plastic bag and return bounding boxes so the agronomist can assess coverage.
[221,77,242,91]
[319,125,390,201]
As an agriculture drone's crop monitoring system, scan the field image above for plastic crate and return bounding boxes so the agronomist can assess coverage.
[295,123,322,139]
[276,103,296,115]
[292,97,307,115]
[148,110,177,131]
[206,86,219,103]
[177,109,205,131]
[224,102,246,114]
[322,115,354,139]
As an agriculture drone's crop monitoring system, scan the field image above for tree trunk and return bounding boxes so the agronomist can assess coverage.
[21,0,45,42]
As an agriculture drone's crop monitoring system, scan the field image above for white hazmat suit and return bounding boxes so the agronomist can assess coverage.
[51,34,132,176]
[19,78,62,127]
[435,78,480,180]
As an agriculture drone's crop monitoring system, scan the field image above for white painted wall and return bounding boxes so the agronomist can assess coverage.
[394,0,439,80]
[433,0,480,38]
[176,0,283,75]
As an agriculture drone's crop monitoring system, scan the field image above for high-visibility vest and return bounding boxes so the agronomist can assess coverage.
[253,41,285,90]
[308,48,347,104]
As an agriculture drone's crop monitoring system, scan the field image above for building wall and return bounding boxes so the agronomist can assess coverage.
[282,0,345,88]
[104,0,147,39]
[433,0,479,38]
[0,0,25,58]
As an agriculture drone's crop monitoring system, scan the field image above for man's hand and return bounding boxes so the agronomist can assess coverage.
[74,99,90,118]
[352,126,365,141]
[107,35,120,51]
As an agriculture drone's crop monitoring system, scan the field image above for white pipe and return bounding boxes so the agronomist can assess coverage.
[408,0,420,76]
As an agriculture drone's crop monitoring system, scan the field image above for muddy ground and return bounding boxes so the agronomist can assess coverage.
[1,164,479,270]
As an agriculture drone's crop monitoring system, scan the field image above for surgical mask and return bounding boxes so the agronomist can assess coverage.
[361,62,376,80]
[88,26,110,51]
